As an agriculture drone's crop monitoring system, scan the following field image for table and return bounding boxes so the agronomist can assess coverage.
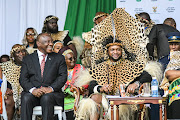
[107,96,167,120]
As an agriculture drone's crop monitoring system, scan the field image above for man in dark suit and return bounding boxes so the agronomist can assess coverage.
[147,18,179,62]
[20,33,67,120]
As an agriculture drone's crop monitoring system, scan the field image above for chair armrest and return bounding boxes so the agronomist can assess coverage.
[70,86,81,111]
[70,86,88,111]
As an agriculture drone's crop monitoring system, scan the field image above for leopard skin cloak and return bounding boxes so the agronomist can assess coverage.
[88,8,149,93]
[0,61,23,108]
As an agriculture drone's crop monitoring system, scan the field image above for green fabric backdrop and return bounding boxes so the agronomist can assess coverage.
[64,0,116,39]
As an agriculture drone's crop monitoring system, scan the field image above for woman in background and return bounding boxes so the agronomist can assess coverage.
[22,27,38,54]
[52,40,64,53]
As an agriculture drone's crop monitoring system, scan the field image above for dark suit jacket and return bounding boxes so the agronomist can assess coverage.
[20,51,67,105]
[147,24,179,59]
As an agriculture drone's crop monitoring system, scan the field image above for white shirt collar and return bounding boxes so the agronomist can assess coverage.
[37,49,46,57]
[37,49,48,64]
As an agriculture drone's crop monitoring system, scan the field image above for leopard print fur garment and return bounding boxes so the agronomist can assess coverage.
[88,8,149,92]
[0,61,23,108]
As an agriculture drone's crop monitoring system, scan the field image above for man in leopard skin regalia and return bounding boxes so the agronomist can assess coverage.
[42,15,77,58]
[0,44,28,120]
[74,8,162,120]
[80,12,109,68]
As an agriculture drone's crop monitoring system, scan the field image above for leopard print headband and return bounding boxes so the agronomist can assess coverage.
[10,46,26,58]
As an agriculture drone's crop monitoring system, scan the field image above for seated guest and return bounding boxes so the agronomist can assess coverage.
[75,36,162,120]
[20,33,67,120]
[164,54,180,119]
[0,44,28,120]
[160,32,180,119]
[61,48,88,120]
[22,27,38,54]
[53,40,64,53]
[0,54,10,63]
[166,73,180,119]
[75,8,163,119]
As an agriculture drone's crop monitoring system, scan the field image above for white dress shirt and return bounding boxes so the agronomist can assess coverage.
[29,50,49,93]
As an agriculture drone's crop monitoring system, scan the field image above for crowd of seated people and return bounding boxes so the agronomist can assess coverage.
[0,8,179,120]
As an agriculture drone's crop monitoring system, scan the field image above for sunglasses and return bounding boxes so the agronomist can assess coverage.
[67,57,76,61]
[26,33,35,36]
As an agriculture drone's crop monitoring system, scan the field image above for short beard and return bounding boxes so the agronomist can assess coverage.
[109,56,122,62]
[47,26,58,33]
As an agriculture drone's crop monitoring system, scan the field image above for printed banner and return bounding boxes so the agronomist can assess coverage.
[116,0,180,30]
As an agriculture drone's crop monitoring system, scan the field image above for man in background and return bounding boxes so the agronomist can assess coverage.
[42,15,77,58]
[135,12,155,36]
[163,18,176,29]
[147,18,179,64]
[80,12,109,68]
[0,55,10,63]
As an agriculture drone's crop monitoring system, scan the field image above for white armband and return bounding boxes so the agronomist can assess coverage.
[93,85,102,93]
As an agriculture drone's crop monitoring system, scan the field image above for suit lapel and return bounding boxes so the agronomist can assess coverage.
[43,53,54,79]
[32,51,41,79]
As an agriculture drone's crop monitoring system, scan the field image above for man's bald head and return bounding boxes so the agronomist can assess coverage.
[37,33,51,42]
[163,18,176,28]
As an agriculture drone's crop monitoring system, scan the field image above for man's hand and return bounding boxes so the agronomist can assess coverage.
[4,88,13,100]
[40,87,53,94]
[32,88,44,97]
[126,83,139,94]
[6,88,13,96]
[100,84,113,94]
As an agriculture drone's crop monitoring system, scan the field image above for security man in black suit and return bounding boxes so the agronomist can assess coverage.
[147,18,179,61]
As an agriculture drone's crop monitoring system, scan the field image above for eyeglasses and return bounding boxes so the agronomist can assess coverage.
[26,33,35,36]
[14,49,26,55]
[67,57,76,61]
